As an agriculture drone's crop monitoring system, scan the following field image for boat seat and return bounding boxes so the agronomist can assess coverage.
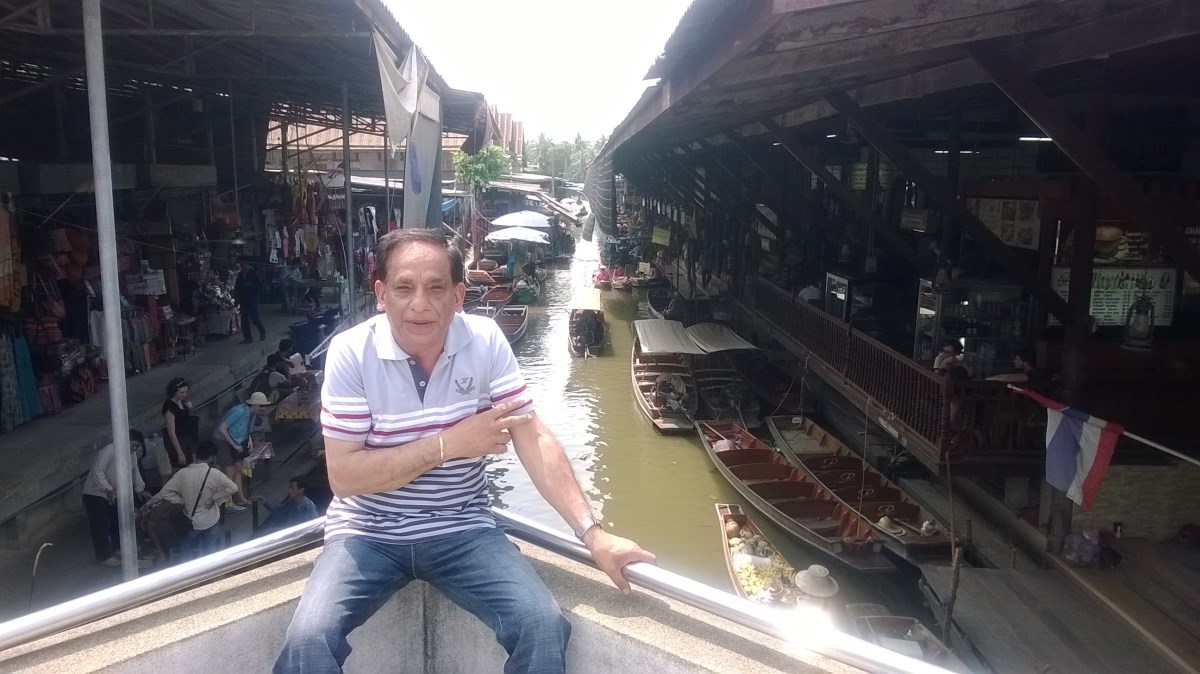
[795,518,842,537]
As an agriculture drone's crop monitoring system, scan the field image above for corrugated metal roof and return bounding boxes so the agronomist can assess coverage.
[685,322,759,353]
[634,319,706,355]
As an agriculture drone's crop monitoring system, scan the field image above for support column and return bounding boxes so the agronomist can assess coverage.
[342,83,355,322]
[280,121,289,177]
[82,0,137,581]
[383,133,392,230]
[143,90,157,165]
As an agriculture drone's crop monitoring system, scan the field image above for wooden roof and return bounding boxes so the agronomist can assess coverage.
[0,0,482,135]
[606,0,1200,160]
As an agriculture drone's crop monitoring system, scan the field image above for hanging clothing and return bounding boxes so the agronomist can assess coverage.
[0,334,23,432]
[13,335,42,423]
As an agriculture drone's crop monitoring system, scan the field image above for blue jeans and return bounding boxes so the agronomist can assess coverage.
[183,525,222,560]
[274,527,570,673]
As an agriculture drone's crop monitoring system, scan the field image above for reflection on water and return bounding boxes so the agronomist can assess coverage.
[487,237,906,605]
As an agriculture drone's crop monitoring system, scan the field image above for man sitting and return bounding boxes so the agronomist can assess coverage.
[254,475,319,533]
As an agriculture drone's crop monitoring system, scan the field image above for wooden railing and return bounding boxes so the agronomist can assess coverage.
[750,280,1044,471]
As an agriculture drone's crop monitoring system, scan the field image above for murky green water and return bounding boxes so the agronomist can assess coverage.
[486,237,909,608]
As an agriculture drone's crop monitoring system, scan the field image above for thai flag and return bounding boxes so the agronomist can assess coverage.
[1015,388,1124,511]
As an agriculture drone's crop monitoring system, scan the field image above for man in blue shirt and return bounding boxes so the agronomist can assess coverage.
[213,391,272,511]
[255,475,319,533]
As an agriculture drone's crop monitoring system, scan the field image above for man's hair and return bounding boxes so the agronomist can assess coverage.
[278,338,292,353]
[289,475,308,492]
[945,341,964,354]
[1016,347,1038,366]
[373,229,464,285]
[267,353,284,368]
[196,441,216,461]
[129,429,145,444]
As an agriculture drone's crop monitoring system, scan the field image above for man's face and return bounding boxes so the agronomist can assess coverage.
[130,440,144,457]
[941,345,956,356]
[288,481,304,500]
[250,404,268,416]
[375,242,465,356]
[1013,355,1026,370]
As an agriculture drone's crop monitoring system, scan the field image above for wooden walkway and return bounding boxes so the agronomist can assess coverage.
[921,565,1186,673]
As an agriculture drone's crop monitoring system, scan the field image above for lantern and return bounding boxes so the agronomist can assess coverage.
[1121,295,1155,351]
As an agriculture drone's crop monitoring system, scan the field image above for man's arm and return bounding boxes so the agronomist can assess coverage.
[327,400,530,497]
[510,414,655,593]
[92,447,115,494]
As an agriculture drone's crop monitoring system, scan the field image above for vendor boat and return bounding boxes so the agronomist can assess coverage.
[769,416,957,561]
[845,604,966,671]
[647,287,670,320]
[692,352,761,427]
[470,304,528,344]
[631,319,700,434]
[716,504,837,609]
[567,289,605,357]
[478,285,514,309]
[697,421,895,573]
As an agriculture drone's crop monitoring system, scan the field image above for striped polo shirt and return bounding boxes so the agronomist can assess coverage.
[319,312,533,543]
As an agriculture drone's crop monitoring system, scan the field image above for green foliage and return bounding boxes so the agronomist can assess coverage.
[522,132,607,181]
[453,144,509,192]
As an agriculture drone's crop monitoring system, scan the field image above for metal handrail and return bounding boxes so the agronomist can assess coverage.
[0,509,952,674]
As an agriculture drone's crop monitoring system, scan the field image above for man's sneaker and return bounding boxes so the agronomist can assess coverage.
[226,502,247,513]
[102,557,120,567]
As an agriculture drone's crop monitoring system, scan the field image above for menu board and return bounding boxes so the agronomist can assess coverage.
[966,198,1041,250]
[651,227,671,246]
[1050,267,1177,326]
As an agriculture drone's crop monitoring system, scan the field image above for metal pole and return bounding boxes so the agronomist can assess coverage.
[383,131,392,231]
[342,82,355,322]
[82,0,138,582]
[228,83,241,234]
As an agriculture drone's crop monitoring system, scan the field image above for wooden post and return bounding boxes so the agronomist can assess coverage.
[280,121,289,177]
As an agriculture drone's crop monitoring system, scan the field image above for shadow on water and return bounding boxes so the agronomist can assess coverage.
[486,235,923,614]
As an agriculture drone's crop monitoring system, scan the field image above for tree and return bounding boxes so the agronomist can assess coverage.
[453,144,508,192]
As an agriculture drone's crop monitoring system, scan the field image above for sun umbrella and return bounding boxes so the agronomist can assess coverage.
[485,226,549,244]
[491,210,552,229]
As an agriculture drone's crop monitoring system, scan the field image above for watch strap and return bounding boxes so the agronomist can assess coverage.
[573,515,601,539]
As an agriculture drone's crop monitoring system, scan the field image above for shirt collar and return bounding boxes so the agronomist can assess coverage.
[372,312,474,361]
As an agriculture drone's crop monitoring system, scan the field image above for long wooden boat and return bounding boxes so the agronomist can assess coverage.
[466,269,499,286]
[845,603,966,671]
[769,416,956,561]
[716,503,836,608]
[631,319,700,434]
[568,289,605,357]
[469,304,527,343]
[698,421,895,573]
[478,285,514,309]
[693,352,761,427]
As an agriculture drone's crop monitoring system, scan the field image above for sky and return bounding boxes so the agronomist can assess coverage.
[386,0,694,143]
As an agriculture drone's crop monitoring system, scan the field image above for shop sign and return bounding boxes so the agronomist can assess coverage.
[1050,266,1177,326]
[900,208,932,232]
[652,227,671,246]
[965,198,1040,250]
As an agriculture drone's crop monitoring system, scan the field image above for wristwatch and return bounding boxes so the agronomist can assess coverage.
[573,514,602,540]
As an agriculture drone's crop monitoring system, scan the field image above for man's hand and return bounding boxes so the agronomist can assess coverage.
[442,400,533,461]
[582,528,656,595]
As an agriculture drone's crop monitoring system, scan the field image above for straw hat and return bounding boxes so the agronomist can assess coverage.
[246,392,271,406]
[876,516,906,536]
[793,565,840,598]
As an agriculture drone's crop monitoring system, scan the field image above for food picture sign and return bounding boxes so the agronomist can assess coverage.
[966,198,1041,250]
[1051,267,1177,326]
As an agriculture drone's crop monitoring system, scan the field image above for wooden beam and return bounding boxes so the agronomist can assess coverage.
[691,140,782,237]
[822,92,1071,321]
[762,0,1200,139]
[714,0,1121,94]
[966,42,1200,285]
[757,121,931,278]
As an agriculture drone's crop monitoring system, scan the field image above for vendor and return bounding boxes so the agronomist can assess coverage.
[987,347,1052,386]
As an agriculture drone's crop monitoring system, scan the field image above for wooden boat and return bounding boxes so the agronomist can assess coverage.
[631,319,701,434]
[466,269,499,286]
[462,286,486,313]
[739,354,810,416]
[845,603,966,671]
[611,274,630,291]
[470,304,528,343]
[698,421,895,573]
[478,285,514,309]
[568,289,605,357]
[693,352,761,427]
[513,278,539,304]
[770,416,956,561]
[717,503,837,608]
[629,273,668,288]
[647,287,670,319]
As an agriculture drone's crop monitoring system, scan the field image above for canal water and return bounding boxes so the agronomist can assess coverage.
[485,236,922,613]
